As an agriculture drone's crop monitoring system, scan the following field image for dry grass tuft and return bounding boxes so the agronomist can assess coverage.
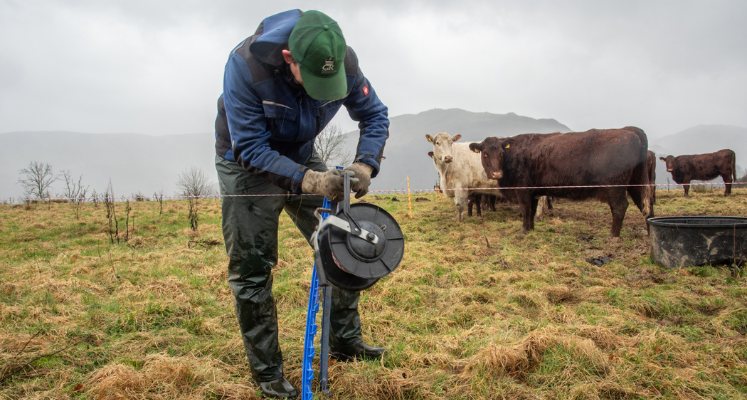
[329,364,442,400]
[465,326,610,380]
[543,285,577,304]
[87,354,251,399]
[87,364,146,397]
[576,324,624,351]
[466,343,530,379]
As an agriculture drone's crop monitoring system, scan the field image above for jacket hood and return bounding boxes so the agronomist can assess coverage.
[249,9,302,67]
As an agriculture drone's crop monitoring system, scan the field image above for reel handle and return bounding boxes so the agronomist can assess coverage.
[315,250,329,287]
[341,171,362,234]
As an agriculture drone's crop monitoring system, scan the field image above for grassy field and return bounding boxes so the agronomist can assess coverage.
[1,188,747,399]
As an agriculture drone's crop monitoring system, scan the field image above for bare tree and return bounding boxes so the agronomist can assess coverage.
[153,190,164,215]
[314,123,353,167]
[104,180,119,244]
[176,166,215,199]
[133,192,149,201]
[18,161,58,200]
[60,170,89,219]
[91,189,99,207]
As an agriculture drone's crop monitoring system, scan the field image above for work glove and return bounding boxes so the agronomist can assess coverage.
[343,162,374,199]
[301,169,359,202]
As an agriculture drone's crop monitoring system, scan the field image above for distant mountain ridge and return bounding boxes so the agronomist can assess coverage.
[0,131,215,200]
[1,113,743,200]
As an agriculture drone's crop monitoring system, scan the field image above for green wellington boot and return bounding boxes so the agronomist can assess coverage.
[330,342,386,362]
[259,376,298,398]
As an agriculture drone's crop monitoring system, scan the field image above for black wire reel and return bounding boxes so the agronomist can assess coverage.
[311,172,405,291]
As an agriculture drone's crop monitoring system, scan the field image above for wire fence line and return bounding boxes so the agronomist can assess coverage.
[3,181,746,204]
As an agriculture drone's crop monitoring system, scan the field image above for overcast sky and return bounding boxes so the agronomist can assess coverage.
[1,0,745,139]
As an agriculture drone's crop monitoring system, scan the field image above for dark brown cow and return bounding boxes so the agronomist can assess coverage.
[659,149,737,196]
[469,127,652,237]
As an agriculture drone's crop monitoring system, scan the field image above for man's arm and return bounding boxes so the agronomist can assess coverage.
[222,54,309,193]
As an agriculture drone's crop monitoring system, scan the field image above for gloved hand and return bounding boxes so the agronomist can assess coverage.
[301,169,359,202]
[344,162,374,199]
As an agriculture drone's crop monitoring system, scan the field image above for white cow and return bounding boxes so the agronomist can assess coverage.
[427,132,501,222]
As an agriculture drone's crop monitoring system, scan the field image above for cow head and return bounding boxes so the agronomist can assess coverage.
[469,137,506,180]
[426,132,461,164]
[659,155,676,172]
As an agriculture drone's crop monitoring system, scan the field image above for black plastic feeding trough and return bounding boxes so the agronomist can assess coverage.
[648,216,747,269]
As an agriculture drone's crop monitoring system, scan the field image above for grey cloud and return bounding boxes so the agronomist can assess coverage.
[1,0,746,138]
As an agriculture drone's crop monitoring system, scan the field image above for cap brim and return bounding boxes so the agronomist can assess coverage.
[299,64,347,101]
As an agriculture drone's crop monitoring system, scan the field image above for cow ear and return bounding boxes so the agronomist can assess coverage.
[426,134,433,142]
[428,151,434,158]
[468,143,482,153]
[503,143,510,149]
[659,157,665,162]
[452,134,461,142]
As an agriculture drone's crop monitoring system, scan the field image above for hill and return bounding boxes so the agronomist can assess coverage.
[0,131,216,200]
[2,118,744,200]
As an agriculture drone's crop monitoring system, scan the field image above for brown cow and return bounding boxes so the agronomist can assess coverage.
[469,127,652,237]
[659,149,737,196]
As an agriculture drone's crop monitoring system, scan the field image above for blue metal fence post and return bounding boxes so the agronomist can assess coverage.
[301,197,332,400]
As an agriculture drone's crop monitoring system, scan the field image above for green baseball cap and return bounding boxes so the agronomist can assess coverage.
[289,10,347,101]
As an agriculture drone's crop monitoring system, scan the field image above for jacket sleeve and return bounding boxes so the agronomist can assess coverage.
[222,54,308,193]
[342,52,390,178]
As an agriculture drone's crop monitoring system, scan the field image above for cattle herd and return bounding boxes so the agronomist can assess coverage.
[426,127,738,238]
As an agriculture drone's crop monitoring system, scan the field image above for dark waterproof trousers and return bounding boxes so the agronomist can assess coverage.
[215,154,363,383]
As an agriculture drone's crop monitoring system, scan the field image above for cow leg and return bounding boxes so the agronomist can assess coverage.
[442,177,454,198]
[517,190,534,233]
[628,163,654,234]
[467,194,475,217]
[722,173,733,196]
[683,181,690,197]
[626,185,646,215]
[529,197,540,229]
[486,195,496,212]
[475,194,483,217]
[607,188,629,238]
[455,191,468,222]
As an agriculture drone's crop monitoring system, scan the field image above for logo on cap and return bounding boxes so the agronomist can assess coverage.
[322,58,335,74]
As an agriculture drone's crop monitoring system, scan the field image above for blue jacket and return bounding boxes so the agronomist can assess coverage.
[215,9,390,193]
